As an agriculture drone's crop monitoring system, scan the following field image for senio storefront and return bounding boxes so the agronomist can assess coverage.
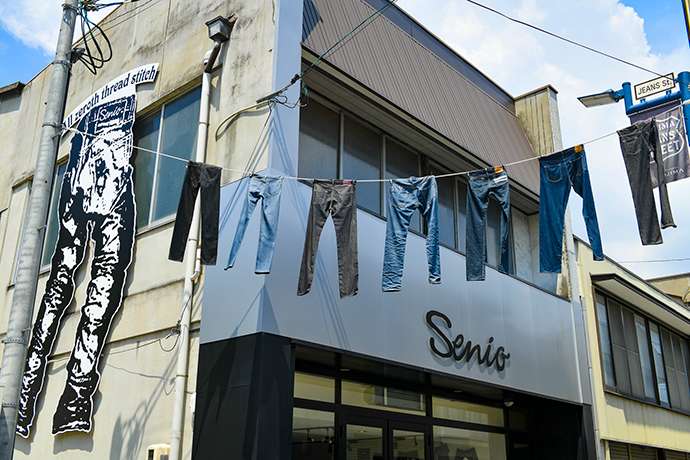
[191,173,595,459]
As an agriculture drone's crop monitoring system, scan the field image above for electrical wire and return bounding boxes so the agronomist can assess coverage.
[466,0,666,78]
[619,258,690,264]
[74,2,114,75]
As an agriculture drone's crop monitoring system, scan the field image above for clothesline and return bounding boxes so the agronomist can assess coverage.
[62,99,684,183]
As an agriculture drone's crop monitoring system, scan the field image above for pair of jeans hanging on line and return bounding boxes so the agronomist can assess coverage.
[298,180,358,297]
[539,146,604,272]
[618,120,676,245]
[466,168,511,281]
[382,176,441,291]
[226,175,284,273]
[169,161,221,265]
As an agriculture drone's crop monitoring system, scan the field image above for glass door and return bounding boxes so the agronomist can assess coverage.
[342,416,385,460]
[340,415,429,460]
[390,421,429,460]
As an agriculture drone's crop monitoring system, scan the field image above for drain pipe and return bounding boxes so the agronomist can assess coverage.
[169,15,236,460]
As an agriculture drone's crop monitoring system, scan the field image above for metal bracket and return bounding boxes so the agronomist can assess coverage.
[52,59,71,68]
[2,336,27,345]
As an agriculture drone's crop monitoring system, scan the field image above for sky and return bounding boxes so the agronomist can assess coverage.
[1,0,690,279]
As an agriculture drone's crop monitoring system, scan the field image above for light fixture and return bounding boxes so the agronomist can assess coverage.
[205,15,236,43]
[577,89,622,108]
[340,368,351,372]
[503,399,514,408]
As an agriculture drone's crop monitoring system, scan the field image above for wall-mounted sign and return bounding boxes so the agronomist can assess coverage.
[63,63,158,128]
[630,102,690,186]
[425,310,510,372]
[16,64,158,439]
[633,73,676,101]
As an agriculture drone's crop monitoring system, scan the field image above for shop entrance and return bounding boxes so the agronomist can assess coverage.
[341,413,430,460]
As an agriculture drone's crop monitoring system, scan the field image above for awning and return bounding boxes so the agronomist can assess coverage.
[592,273,690,335]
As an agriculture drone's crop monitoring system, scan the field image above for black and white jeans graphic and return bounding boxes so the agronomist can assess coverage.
[17,95,137,437]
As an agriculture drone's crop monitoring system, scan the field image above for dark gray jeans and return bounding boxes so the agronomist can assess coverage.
[298,180,358,297]
[618,120,675,245]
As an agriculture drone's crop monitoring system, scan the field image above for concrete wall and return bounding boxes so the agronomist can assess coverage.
[576,241,690,453]
[0,0,281,457]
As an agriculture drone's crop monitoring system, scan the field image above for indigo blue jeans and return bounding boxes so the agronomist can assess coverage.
[226,175,283,273]
[466,169,511,281]
[382,176,440,291]
[539,147,603,272]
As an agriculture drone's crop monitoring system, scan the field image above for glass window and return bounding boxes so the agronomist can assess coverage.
[432,397,504,427]
[596,294,616,387]
[294,372,335,403]
[298,100,339,181]
[634,314,656,400]
[385,138,420,232]
[341,380,425,415]
[429,165,455,248]
[393,429,425,460]
[649,322,670,406]
[134,87,201,228]
[292,408,335,460]
[346,424,383,460]
[342,116,381,214]
[41,163,67,267]
[433,426,506,460]
[456,180,467,252]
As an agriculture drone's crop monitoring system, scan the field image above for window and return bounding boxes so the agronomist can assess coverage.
[596,291,690,411]
[41,163,67,267]
[649,322,670,406]
[294,372,335,403]
[634,314,656,400]
[341,380,425,415]
[596,294,616,387]
[385,138,420,231]
[433,426,506,460]
[134,87,201,228]
[292,408,335,460]
[432,397,504,427]
[298,99,339,181]
[342,116,381,214]
[297,97,517,274]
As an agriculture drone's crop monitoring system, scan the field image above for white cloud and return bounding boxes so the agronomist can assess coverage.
[0,1,114,55]
[398,0,690,279]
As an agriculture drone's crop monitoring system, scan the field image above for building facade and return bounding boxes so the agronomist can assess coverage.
[575,239,690,460]
[0,0,599,459]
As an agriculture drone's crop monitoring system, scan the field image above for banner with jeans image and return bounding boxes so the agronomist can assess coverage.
[17,93,137,438]
[630,102,690,187]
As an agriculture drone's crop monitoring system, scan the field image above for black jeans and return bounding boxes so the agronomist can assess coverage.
[618,120,675,245]
[168,161,221,265]
[298,180,358,298]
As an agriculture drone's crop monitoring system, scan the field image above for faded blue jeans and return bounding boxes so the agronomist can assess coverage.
[539,147,603,272]
[466,169,511,281]
[225,175,283,273]
[382,176,440,291]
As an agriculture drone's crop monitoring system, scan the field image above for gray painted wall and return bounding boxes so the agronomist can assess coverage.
[202,176,584,404]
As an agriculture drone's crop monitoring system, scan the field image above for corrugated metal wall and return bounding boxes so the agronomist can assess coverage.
[302,0,541,195]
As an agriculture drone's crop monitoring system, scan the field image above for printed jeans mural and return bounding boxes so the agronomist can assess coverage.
[17,94,137,437]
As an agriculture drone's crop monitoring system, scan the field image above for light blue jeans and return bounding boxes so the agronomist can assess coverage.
[225,175,283,273]
[382,176,440,291]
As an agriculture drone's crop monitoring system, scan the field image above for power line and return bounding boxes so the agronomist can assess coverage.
[466,0,666,78]
[619,258,690,264]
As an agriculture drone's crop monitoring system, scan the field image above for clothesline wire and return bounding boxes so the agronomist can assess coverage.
[62,99,683,183]
[466,0,667,79]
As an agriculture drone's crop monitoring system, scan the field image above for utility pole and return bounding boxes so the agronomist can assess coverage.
[0,0,79,457]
